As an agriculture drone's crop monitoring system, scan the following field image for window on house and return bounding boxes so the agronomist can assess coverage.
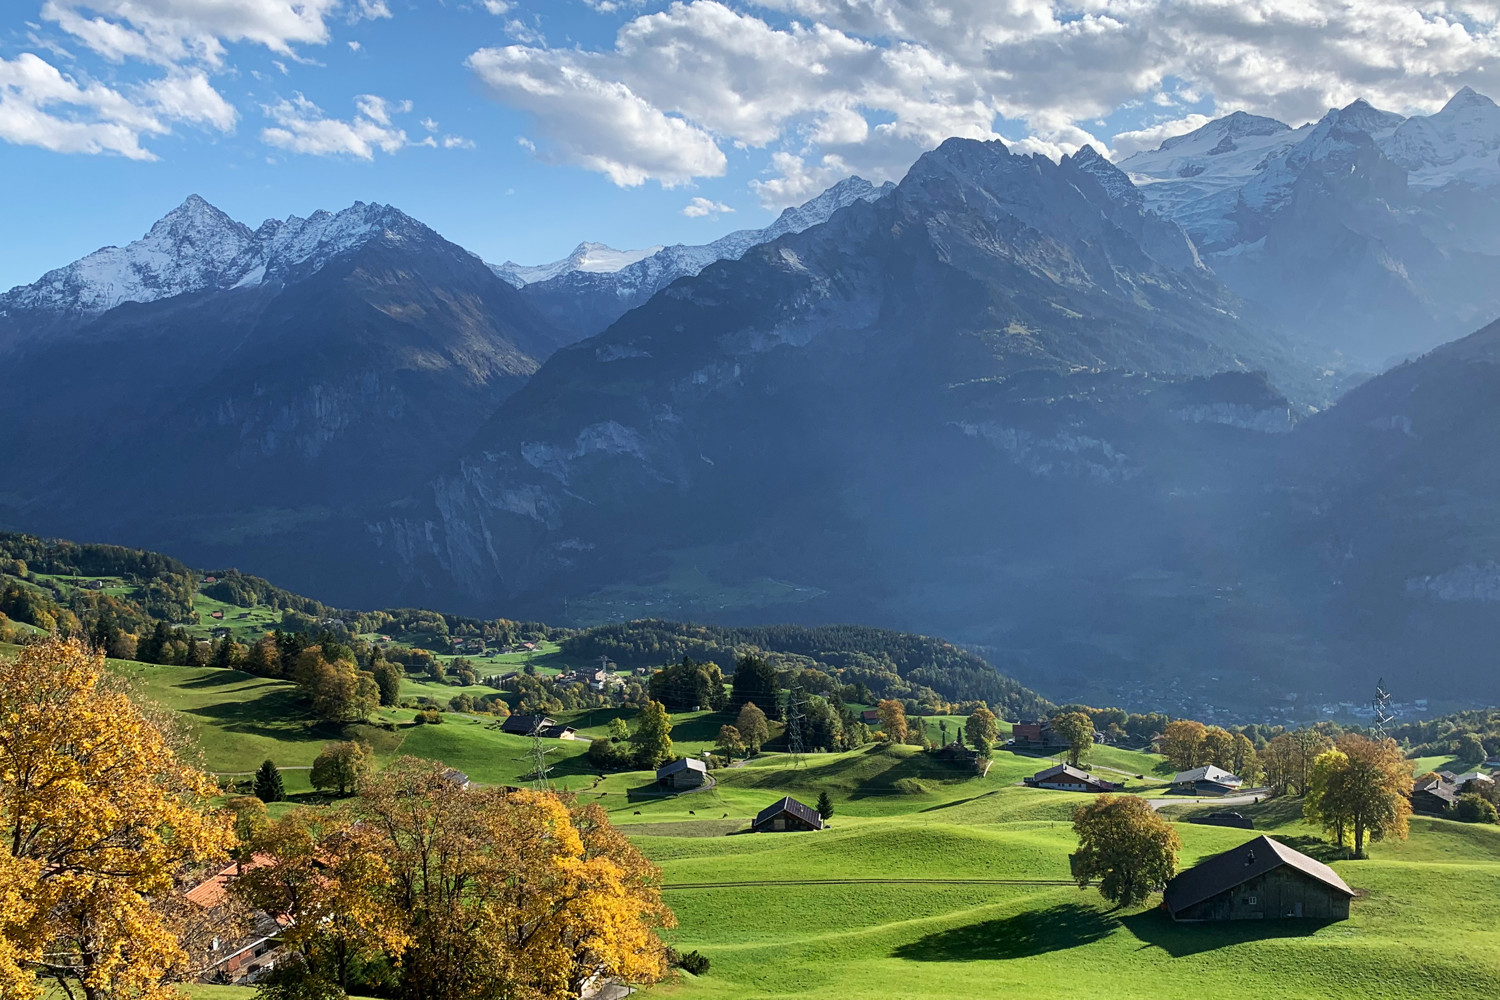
[1246,895,1257,905]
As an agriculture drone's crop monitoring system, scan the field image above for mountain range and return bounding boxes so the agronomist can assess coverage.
[5,87,1500,717]
[1121,87,1500,365]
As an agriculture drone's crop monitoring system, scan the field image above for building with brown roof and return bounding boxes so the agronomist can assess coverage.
[1162,836,1354,922]
[1023,763,1121,793]
[752,796,824,833]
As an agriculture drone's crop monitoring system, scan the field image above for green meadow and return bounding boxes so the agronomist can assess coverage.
[12,655,1500,999]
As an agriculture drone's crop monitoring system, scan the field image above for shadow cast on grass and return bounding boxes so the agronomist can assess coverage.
[892,903,1118,961]
[1122,908,1338,957]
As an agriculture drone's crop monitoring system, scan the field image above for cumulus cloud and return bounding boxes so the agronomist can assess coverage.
[682,196,734,217]
[261,92,407,158]
[0,51,235,159]
[467,44,727,186]
[465,0,1500,204]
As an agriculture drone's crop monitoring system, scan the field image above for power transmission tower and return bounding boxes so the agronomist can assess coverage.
[1372,678,1396,740]
[784,682,808,767]
[515,718,556,791]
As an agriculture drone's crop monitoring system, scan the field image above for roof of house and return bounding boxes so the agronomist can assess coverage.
[1031,763,1108,784]
[184,854,275,909]
[657,757,709,777]
[754,796,823,829]
[1162,836,1353,916]
[502,714,557,733]
[1413,774,1460,804]
[1173,764,1243,785]
[1455,771,1494,785]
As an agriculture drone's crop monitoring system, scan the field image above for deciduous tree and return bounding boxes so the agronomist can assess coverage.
[0,638,232,998]
[964,706,999,753]
[1050,711,1095,766]
[1071,794,1180,907]
[735,702,769,753]
[1302,735,1413,857]
[1161,719,1207,770]
[310,741,373,796]
[876,699,908,745]
[630,700,674,768]
[715,724,746,760]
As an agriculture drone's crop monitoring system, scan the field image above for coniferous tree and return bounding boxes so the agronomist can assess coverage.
[816,791,834,820]
[254,759,286,803]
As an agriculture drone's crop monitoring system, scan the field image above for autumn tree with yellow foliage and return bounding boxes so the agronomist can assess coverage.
[240,757,675,1000]
[0,638,233,1000]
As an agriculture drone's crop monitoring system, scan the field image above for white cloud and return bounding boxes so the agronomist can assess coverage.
[420,116,439,132]
[1110,114,1215,158]
[682,195,734,217]
[0,51,236,159]
[347,40,361,51]
[41,0,344,68]
[261,92,408,158]
[350,0,391,21]
[467,44,727,186]
[442,134,475,149]
[464,0,1500,204]
[140,69,238,131]
[483,0,512,13]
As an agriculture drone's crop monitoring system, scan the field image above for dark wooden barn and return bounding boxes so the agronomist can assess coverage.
[1162,836,1353,922]
[752,796,824,833]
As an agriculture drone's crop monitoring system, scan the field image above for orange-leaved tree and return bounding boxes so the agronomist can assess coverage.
[0,637,233,1000]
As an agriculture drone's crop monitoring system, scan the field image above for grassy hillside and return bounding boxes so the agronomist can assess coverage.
[10,644,1500,1000]
[634,790,1500,1000]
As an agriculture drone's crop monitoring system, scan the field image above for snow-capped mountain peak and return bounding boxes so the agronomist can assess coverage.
[1,198,438,318]
[1382,86,1500,188]
[493,241,665,286]
[0,195,256,316]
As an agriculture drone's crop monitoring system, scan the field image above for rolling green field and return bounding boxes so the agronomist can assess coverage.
[11,650,1500,999]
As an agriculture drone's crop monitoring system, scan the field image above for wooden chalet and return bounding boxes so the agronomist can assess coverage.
[1411,774,1460,814]
[752,796,824,833]
[1162,836,1354,922]
[1172,764,1244,795]
[1023,763,1121,793]
[656,757,709,790]
[501,714,557,736]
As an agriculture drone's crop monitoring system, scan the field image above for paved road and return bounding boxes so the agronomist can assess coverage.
[1146,791,1269,811]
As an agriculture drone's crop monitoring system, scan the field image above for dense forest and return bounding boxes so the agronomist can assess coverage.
[562,620,1054,719]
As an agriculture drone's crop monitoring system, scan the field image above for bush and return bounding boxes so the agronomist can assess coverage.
[412,708,443,726]
[588,737,630,770]
[1455,793,1500,824]
[667,947,710,976]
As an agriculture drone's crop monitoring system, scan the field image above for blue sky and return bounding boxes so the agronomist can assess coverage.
[2,1,1498,292]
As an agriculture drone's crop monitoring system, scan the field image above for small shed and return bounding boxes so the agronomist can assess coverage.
[656,757,709,790]
[1172,764,1244,795]
[1024,763,1121,793]
[1162,836,1354,922]
[752,796,824,833]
